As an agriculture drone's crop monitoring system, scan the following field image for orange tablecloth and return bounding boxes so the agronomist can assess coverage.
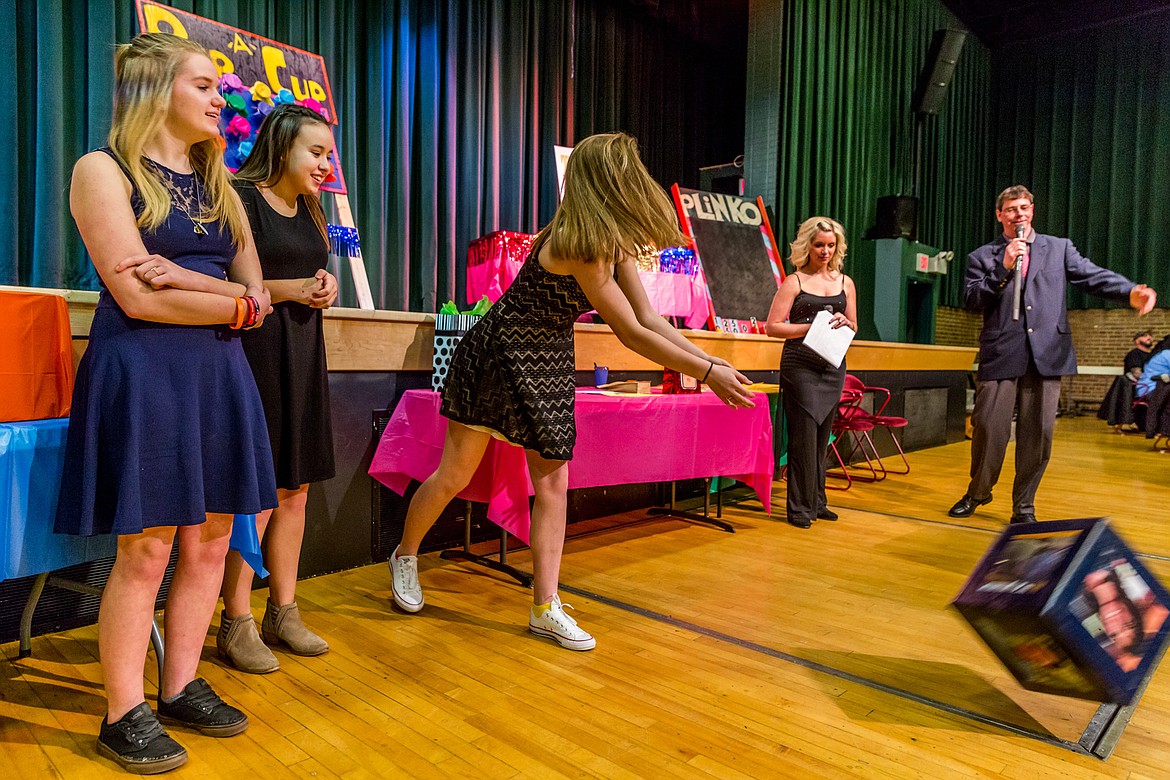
[0,292,73,423]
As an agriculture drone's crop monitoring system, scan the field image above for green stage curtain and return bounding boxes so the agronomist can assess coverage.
[772,0,993,308]
[4,0,571,311]
[5,0,744,311]
[991,9,1170,309]
[4,1,135,292]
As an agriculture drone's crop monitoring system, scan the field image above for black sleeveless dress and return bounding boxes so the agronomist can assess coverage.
[235,183,335,489]
[780,280,849,424]
[55,150,277,536]
[440,249,594,460]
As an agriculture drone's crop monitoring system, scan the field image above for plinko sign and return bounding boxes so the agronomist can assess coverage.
[136,0,347,194]
[671,185,783,333]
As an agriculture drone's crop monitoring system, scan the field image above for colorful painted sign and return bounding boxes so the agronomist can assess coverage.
[136,0,347,194]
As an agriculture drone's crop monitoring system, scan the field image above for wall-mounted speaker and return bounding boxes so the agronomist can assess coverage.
[875,195,919,240]
[912,29,967,115]
[699,161,744,196]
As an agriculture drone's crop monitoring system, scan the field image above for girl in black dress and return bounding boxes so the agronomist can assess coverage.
[389,133,758,651]
[59,33,276,772]
[765,218,858,529]
[216,105,340,673]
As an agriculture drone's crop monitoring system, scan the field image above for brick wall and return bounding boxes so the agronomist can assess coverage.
[935,306,1170,405]
[936,307,981,347]
[1067,308,1170,403]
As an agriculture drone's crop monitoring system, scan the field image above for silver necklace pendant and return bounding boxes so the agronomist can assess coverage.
[193,221,208,236]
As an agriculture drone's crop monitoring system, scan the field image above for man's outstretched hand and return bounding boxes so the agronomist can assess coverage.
[1131,284,1157,315]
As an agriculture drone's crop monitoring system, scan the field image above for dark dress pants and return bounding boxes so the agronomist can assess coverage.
[784,391,833,523]
[966,364,1061,515]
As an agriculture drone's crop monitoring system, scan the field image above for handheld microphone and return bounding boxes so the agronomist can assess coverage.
[1011,223,1026,321]
[1015,223,1029,274]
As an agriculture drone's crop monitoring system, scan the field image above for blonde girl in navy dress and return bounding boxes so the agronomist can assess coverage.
[388,133,758,652]
[56,33,277,773]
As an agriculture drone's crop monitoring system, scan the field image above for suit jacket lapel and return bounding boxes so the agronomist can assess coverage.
[1030,234,1047,275]
[1023,235,1046,306]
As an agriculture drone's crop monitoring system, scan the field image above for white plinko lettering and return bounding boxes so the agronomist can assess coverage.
[680,192,762,226]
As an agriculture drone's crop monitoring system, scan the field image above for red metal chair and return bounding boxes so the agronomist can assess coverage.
[842,374,911,476]
[826,387,880,488]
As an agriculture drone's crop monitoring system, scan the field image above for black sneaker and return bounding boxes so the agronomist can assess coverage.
[157,678,249,737]
[97,701,187,774]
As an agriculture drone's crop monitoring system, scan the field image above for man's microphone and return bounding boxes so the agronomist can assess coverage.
[1011,222,1026,321]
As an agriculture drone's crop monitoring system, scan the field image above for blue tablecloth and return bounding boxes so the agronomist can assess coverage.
[0,418,115,580]
[1,418,267,582]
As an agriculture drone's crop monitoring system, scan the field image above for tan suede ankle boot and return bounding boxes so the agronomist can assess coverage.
[216,611,280,674]
[262,600,328,656]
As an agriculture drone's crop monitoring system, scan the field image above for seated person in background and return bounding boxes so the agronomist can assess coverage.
[1099,330,1156,430]
[1124,330,1155,380]
[1136,347,1170,399]
[1135,347,1170,439]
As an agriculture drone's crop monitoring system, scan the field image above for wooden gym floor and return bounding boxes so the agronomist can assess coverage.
[2,416,1167,778]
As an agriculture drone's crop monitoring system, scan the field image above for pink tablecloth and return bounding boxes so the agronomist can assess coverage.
[369,389,773,543]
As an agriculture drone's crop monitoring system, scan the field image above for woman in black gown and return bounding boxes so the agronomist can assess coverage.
[766,217,858,529]
[389,133,758,651]
[217,105,340,673]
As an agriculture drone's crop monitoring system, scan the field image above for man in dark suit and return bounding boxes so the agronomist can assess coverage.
[948,185,1157,523]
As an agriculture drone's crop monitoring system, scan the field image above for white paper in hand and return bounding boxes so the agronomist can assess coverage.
[802,309,855,368]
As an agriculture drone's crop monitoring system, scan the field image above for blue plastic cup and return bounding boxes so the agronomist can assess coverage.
[594,365,609,385]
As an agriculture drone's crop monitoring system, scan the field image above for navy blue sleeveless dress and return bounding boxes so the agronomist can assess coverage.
[440,246,594,460]
[55,150,278,536]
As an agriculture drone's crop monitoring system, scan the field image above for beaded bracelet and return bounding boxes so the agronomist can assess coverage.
[242,295,260,329]
[701,361,714,384]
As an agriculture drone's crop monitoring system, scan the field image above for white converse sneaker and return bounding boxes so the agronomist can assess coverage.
[529,595,596,651]
[388,546,424,613]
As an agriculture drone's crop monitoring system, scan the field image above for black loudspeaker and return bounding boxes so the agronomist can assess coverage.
[699,162,744,196]
[912,29,967,115]
[874,194,919,240]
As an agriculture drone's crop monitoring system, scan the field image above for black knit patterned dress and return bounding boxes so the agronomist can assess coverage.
[440,249,594,461]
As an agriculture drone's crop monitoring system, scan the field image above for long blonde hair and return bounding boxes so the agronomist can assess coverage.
[533,133,687,264]
[790,216,847,272]
[108,33,245,246]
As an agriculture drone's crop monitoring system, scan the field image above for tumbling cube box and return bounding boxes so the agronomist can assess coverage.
[953,518,1170,705]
